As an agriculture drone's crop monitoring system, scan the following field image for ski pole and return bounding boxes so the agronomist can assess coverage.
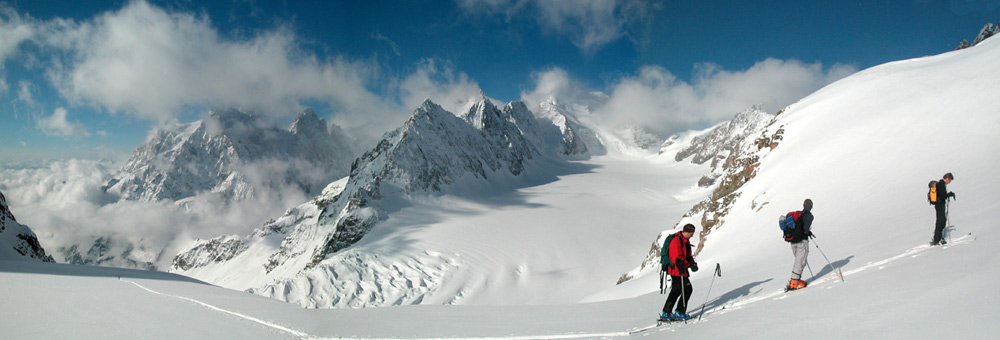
[697,263,722,321]
[806,262,815,279]
[812,238,844,282]
[660,270,666,294]
[680,271,688,324]
[946,200,952,244]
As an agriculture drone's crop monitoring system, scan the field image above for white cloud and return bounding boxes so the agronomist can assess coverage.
[372,31,402,57]
[37,107,90,137]
[520,67,607,112]
[36,1,393,131]
[0,4,35,94]
[522,60,858,136]
[456,0,659,53]
[600,60,857,135]
[17,80,33,104]
[398,59,486,116]
[16,0,502,143]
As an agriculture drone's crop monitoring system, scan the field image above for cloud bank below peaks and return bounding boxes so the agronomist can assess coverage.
[522,59,857,137]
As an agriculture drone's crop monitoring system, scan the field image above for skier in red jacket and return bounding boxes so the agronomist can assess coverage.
[660,223,698,321]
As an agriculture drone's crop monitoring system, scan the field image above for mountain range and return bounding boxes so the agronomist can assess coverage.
[104,108,358,202]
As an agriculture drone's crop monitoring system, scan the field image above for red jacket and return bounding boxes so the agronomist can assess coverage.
[665,232,694,277]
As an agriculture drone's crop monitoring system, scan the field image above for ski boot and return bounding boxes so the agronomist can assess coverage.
[786,279,807,291]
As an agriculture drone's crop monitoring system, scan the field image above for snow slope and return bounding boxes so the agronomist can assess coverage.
[613,29,1000,337]
[3,28,1000,340]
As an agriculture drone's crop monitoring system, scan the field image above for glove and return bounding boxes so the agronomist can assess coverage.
[690,262,699,272]
[808,232,816,239]
[949,192,956,200]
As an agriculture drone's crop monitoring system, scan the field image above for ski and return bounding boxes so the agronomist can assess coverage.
[784,286,806,293]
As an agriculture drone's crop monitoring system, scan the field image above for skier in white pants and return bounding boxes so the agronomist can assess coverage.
[788,199,814,290]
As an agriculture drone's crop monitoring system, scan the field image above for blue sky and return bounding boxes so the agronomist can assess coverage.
[1,0,998,163]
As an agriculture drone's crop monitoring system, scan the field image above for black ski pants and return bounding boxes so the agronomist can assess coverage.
[663,275,693,314]
[933,203,947,243]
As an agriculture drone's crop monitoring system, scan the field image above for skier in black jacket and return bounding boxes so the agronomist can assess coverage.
[788,199,814,290]
[931,173,956,246]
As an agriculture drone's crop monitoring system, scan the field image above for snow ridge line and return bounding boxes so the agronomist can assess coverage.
[121,279,310,338]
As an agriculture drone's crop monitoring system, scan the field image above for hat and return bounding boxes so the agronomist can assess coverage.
[682,224,696,233]
[803,198,814,211]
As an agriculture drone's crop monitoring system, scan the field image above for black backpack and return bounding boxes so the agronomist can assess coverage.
[779,211,800,242]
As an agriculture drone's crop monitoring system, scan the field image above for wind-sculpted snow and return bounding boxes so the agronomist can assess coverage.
[252,249,462,308]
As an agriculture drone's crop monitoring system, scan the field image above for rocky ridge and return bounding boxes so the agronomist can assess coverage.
[0,190,54,262]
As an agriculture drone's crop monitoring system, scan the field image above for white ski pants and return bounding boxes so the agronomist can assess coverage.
[790,240,809,280]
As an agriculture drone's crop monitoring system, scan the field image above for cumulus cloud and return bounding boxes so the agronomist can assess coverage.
[520,67,608,114]
[37,107,90,137]
[522,60,858,136]
[36,1,390,126]
[456,0,660,53]
[398,59,487,116]
[0,0,502,143]
[0,4,35,93]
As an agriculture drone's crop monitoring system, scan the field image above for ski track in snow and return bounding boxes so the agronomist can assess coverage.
[628,233,977,335]
[727,234,974,308]
[122,234,975,340]
[122,279,310,338]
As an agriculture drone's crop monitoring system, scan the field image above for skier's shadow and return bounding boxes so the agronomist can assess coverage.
[806,255,853,283]
[696,278,772,316]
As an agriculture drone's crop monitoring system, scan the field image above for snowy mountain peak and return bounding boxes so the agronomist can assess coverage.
[0,190,54,262]
[87,107,360,270]
[0,191,11,222]
[535,97,604,156]
[670,104,773,167]
[288,108,325,136]
[104,107,357,203]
